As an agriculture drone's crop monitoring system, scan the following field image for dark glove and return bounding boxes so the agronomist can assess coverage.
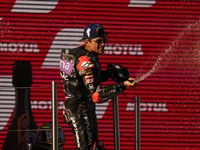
[107,63,130,83]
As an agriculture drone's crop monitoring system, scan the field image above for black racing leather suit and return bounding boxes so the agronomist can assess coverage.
[60,45,126,150]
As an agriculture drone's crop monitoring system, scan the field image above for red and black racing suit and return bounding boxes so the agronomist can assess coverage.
[60,45,126,150]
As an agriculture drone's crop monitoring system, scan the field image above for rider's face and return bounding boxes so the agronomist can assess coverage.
[85,37,108,55]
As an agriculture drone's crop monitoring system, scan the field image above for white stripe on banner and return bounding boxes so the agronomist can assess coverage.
[11,0,59,13]
[128,0,156,7]
[0,76,15,130]
[42,28,83,68]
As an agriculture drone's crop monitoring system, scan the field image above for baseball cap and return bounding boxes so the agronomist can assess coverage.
[80,23,107,41]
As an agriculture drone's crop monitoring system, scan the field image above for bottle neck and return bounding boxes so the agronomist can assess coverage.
[14,88,31,118]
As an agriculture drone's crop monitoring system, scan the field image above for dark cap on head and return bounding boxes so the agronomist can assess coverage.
[80,23,107,41]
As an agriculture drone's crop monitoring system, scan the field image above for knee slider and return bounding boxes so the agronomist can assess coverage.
[90,140,105,150]
[63,106,71,124]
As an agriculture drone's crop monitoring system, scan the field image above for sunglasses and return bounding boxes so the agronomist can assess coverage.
[92,37,108,44]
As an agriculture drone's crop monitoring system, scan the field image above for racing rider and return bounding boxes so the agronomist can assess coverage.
[60,23,136,150]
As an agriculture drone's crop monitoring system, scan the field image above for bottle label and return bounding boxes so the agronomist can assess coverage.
[18,114,29,148]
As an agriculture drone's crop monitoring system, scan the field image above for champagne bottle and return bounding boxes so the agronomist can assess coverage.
[2,61,38,150]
